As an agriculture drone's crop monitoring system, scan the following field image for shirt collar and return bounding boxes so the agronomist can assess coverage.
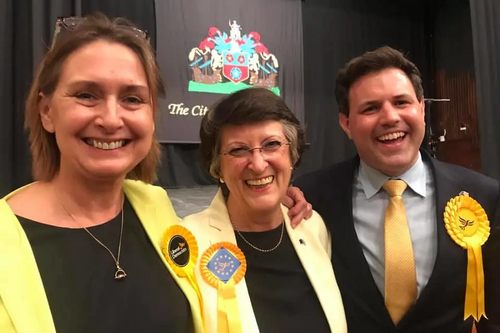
[358,152,427,199]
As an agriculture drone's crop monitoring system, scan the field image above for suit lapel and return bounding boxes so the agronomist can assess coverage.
[327,158,392,325]
[402,155,466,322]
[0,192,56,333]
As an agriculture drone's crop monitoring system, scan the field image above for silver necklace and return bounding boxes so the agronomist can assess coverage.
[56,192,127,280]
[230,214,285,253]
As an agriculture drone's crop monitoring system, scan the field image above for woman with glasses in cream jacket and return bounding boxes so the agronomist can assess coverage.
[180,88,347,333]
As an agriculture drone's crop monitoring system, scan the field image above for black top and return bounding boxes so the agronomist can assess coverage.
[18,199,193,333]
[235,224,330,333]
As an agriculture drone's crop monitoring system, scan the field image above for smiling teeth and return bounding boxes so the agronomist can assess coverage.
[87,139,125,150]
[246,176,274,186]
[378,132,405,141]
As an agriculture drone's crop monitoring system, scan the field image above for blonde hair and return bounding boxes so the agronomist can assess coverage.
[25,13,165,183]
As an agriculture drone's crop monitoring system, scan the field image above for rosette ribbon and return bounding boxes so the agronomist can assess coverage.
[444,193,490,321]
[200,242,247,333]
[162,225,204,322]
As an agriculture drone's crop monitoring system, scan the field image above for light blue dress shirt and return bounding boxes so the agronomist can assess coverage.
[353,153,437,298]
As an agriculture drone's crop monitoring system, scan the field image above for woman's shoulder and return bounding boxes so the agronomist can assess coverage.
[3,182,38,200]
[308,210,328,231]
[291,208,328,234]
[280,204,325,229]
[309,210,326,225]
[123,180,179,219]
[181,208,212,229]
[123,180,174,207]
[0,184,49,240]
[181,189,224,227]
[123,179,167,197]
[2,183,44,218]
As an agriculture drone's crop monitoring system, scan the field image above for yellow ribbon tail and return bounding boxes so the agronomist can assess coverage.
[216,280,242,333]
[186,269,205,327]
[464,244,487,321]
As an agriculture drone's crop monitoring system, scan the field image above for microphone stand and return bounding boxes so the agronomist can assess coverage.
[423,98,450,158]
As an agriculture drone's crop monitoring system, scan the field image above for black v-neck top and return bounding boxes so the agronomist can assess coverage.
[235,225,331,333]
[18,199,193,333]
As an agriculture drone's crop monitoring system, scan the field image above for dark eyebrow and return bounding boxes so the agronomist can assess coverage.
[265,136,287,142]
[66,80,149,95]
[393,94,413,100]
[358,93,415,110]
[121,84,150,96]
[66,80,101,91]
[358,100,379,110]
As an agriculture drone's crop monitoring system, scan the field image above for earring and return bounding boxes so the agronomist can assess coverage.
[290,166,293,170]
[220,178,225,183]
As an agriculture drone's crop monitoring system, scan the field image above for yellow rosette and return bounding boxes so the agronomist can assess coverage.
[444,192,490,321]
[200,242,247,333]
[161,225,203,318]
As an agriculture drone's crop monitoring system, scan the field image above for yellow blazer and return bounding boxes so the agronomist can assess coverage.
[182,189,347,333]
[0,180,204,333]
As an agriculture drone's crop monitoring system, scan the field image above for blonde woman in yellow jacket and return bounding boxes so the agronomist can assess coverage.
[0,13,204,333]
[0,14,310,333]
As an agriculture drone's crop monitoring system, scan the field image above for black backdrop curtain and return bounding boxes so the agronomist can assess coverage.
[0,0,215,193]
[155,0,304,187]
[1,0,435,195]
[1,0,37,197]
[297,0,431,177]
[160,0,433,185]
[470,0,500,180]
[155,0,304,143]
[79,0,209,187]
[0,0,176,196]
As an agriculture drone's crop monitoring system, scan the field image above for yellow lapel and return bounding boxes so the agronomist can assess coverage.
[207,190,237,241]
[123,181,204,333]
[0,184,56,333]
[285,212,347,332]
[0,181,204,333]
[193,190,260,333]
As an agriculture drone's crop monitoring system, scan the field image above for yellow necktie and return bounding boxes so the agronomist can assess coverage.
[383,179,417,324]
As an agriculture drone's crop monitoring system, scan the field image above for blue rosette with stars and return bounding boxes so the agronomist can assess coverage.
[200,242,247,333]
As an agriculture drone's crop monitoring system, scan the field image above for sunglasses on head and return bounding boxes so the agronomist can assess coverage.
[51,16,150,49]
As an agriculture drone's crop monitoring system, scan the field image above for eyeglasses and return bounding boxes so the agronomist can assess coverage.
[51,16,150,49]
[220,140,290,159]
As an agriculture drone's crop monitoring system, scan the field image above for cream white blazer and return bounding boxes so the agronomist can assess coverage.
[182,189,347,333]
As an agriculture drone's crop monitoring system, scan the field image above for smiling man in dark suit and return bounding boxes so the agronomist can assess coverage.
[294,46,500,333]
